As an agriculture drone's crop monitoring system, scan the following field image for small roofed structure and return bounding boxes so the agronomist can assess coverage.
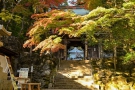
[0,24,12,47]
[0,46,17,56]
[68,47,84,60]
[68,47,84,53]
[0,25,18,89]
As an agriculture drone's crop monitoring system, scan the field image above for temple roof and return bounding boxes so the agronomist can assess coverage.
[0,25,12,36]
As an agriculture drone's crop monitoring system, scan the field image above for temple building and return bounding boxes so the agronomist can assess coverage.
[61,37,102,60]
[56,1,104,60]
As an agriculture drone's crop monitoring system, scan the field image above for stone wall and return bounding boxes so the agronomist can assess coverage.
[18,52,58,88]
[0,36,58,88]
[0,36,20,53]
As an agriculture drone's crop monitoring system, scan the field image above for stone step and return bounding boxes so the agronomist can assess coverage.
[41,89,90,90]
[54,82,82,85]
[53,60,94,89]
[55,79,93,83]
[55,79,76,81]
[53,85,89,89]
[54,84,81,87]
[55,75,92,79]
[53,87,89,89]
[56,72,92,76]
[53,85,88,89]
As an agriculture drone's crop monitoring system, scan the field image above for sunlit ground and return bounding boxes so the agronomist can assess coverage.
[59,66,98,89]
[58,60,135,90]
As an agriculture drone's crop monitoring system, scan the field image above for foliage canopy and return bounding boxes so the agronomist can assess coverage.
[24,1,135,59]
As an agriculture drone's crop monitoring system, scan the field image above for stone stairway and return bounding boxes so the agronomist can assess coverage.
[52,60,99,90]
[0,65,13,90]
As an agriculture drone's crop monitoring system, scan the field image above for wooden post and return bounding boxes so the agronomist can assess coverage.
[98,41,103,59]
[85,40,88,60]
[30,46,33,82]
[113,46,117,70]
[64,39,67,60]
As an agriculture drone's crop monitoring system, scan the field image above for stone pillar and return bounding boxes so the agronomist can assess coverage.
[85,40,88,60]
[13,57,18,76]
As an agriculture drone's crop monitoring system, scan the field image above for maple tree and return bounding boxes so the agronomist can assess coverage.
[0,0,65,37]
[77,0,125,10]
[23,0,135,66]
[23,10,79,55]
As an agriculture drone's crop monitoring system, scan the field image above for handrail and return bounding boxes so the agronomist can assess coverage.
[4,55,18,90]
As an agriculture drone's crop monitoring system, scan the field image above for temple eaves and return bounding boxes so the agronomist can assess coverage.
[0,25,12,36]
[0,25,12,47]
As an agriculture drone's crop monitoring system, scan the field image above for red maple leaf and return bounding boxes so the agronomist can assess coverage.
[39,0,64,7]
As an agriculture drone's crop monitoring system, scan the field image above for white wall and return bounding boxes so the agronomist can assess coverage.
[0,55,8,73]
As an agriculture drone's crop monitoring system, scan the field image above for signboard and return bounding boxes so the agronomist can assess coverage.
[19,68,29,78]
